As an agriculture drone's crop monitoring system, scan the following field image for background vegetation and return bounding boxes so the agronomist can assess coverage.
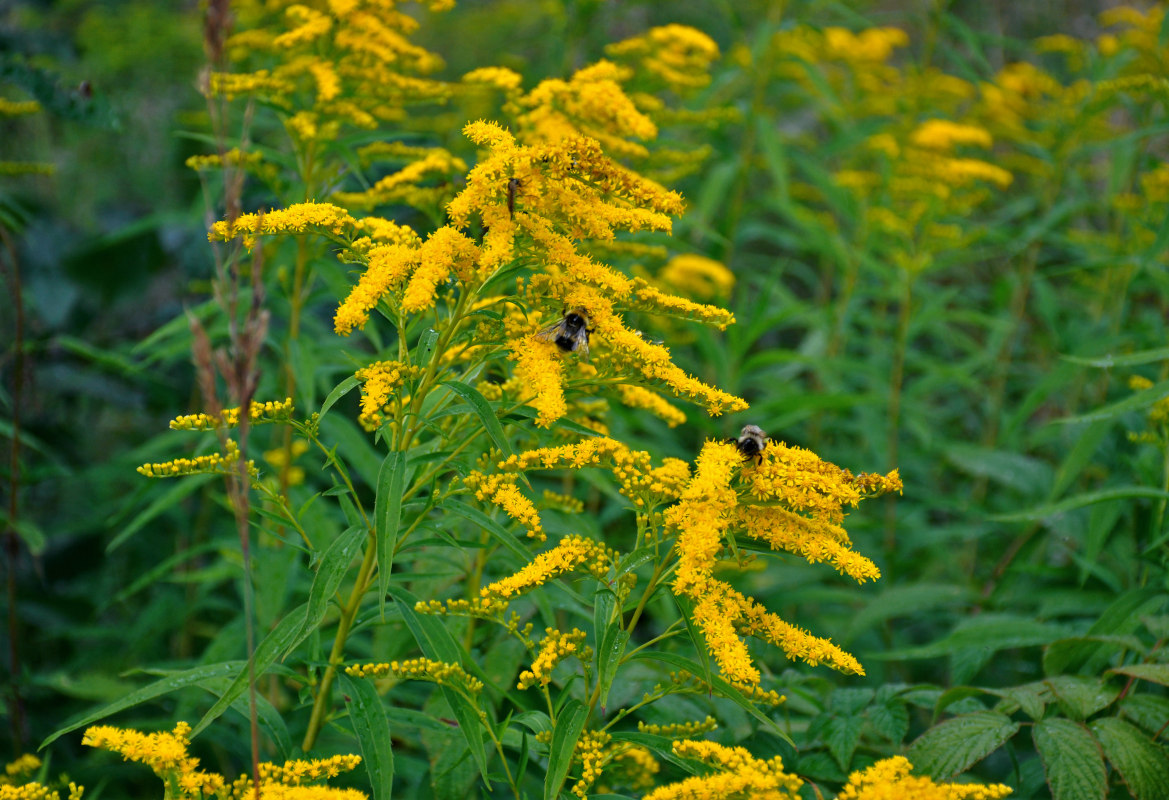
[2,0,1168,798]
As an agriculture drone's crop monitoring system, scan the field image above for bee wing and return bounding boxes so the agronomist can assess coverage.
[534,318,568,343]
[577,332,590,361]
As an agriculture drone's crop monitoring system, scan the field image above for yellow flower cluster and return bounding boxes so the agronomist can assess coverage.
[835,757,1012,800]
[348,658,484,695]
[83,722,226,798]
[170,398,294,431]
[137,440,258,479]
[334,149,468,210]
[354,360,421,430]
[569,729,612,798]
[213,0,450,140]
[465,471,544,541]
[208,202,357,247]
[1126,375,1169,445]
[600,746,660,793]
[541,489,584,513]
[644,740,804,800]
[604,25,720,92]
[617,384,686,427]
[480,535,613,601]
[667,439,897,684]
[499,437,688,507]
[657,254,735,301]
[0,98,41,116]
[0,784,83,800]
[517,627,588,689]
[0,758,83,800]
[637,715,718,738]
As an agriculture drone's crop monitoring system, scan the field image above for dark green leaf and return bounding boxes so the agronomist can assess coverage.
[545,700,588,800]
[1033,718,1106,800]
[320,375,360,423]
[375,451,405,617]
[340,674,394,800]
[1090,717,1169,800]
[441,381,512,457]
[1044,676,1119,721]
[292,525,364,653]
[908,711,1020,779]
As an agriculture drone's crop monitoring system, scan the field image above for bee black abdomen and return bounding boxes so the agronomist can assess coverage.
[554,335,576,352]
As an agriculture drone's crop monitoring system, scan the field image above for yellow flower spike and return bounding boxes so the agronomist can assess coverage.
[481,535,613,600]
[0,98,42,117]
[628,278,736,328]
[657,254,735,301]
[273,4,333,49]
[605,25,720,92]
[637,716,718,738]
[208,202,357,244]
[644,740,804,800]
[909,119,994,150]
[170,398,295,431]
[667,440,740,595]
[570,730,612,798]
[462,66,524,92]
[517,627,588,689]
[356,657,485,695]
[835,756,1012,799]
[137,440,258,479]
[3,755,42,780]
[334,243,421,336]
[400,227,480,313]
[466,471,545,541]
[510,337,568,428]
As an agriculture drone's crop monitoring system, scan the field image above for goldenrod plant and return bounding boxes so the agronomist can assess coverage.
[7,2,1169,800]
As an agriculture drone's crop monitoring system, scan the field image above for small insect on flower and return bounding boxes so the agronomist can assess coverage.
[507,177,521,218]
[728,424,768,463]
[535,309,593,359]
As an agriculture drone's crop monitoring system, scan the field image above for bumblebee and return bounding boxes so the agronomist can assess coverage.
[728,424,768,462]
[535,309,593,358]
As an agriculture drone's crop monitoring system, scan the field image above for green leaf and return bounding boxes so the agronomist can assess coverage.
[1119,694,1169,736]
[1062,347,1169,368]
[990,682,1049,720]
[1110,663,1169,687]
[1044,589,1167,675]
[990,487,1169,523]
[824,714,864,771]
[320,375,360,423]
[1057,378,1169,425]
[40,662,243,749]
[387,587,490,782]
[191,604,308,737]
[1033,718,1106,800]
[545,700,588,800]
[1044,676,1119,721]
[1090,717,1169,800]
[196,675,291,759]
[595,621,629,714]
[340,674,394,800]
[441,381,513,457]
[292,525,364,653]
[842,583,967,644]
[375,451,406,617]
[866,698,909,743]
[907,711,1020,779]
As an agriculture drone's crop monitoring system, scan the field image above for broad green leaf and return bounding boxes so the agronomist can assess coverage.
[1044,676,1119,721]
[990,682,1049,720]
[192,604,308,737]
[908,711,1020,779]
[1033,718,1106,800]
[1119,694,1169,736]
[40,662,243,749]
[320,375,360,423]
[375,451,405,617]
[441,381,512,457]
[1110,663,1169,687]
[340,674,394,800]
[1090,717,1169,800]
[292,525,364,653]
[824,714,864,771]
[866,698,909,743]
[545,700,588,800]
